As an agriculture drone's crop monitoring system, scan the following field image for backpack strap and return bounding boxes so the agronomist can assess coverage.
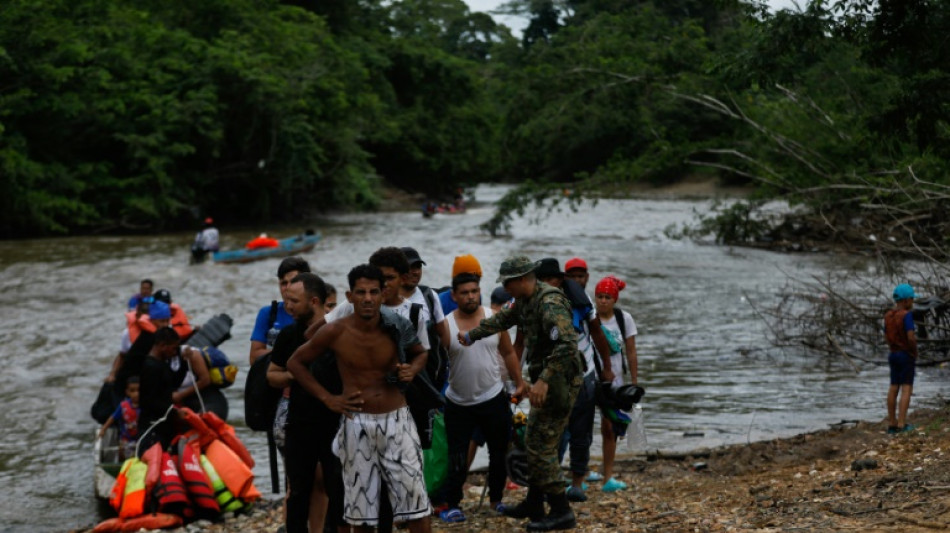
[419,285,437,319]
[614,307,627,340]
[267,300,279,330]
[409,303,423,330]
[613,307,628,375]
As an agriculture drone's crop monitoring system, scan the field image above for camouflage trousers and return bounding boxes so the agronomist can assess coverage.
[526,370,583,494]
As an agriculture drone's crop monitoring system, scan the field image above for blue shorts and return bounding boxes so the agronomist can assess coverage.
[888,351,915,385]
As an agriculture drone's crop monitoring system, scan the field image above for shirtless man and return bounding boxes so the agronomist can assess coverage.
[288,264,432,533]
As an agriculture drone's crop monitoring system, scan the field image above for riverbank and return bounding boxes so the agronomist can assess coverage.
[73,404,950,532]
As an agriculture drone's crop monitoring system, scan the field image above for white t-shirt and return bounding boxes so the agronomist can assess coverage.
[576,293,597,376]
[326,298,430,350]
[445,307,505,406]
[119,329,132,354]
[599,310,637,387]
[409,286,445,324]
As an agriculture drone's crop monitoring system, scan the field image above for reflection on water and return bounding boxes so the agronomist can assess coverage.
[0,184,946,531]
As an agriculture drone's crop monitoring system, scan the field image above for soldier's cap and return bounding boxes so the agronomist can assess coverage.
[496,256,540,283]
[400,246,426,266]
[535,257,564,280]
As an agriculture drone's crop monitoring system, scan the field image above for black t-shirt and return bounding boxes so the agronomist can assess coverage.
[270,321,342,426]
[115,330,155,394]
[139,354,176,430]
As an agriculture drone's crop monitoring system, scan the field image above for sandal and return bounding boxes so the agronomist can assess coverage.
[439,508,466,523]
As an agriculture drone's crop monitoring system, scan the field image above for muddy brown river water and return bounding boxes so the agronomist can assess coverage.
[0,185,945,532]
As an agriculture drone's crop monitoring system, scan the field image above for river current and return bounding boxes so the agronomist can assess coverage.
[0,184,945,531]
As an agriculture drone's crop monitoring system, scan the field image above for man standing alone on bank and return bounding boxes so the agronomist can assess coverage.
[885,283,918,434]
[458,256,583,531]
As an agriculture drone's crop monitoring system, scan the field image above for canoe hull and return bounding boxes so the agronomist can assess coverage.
[212,233,321,264]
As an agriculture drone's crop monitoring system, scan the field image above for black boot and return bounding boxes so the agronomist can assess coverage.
[526,491,576,531]
[502,485,545,521]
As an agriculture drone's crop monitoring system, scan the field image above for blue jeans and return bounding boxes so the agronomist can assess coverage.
[557,372,597,476]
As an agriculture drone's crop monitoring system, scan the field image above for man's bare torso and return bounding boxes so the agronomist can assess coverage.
[328,315,406,414]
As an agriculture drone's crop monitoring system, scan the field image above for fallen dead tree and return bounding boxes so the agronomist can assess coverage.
[749,269,950,367]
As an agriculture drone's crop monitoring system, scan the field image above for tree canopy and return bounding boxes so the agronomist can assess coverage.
[2,0,948,241]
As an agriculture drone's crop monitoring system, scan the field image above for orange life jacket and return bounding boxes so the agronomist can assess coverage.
[175,437,219,518]
[120,513,183,532]
[125,310,157,344]
[109,459,130,512]
[92,517,124,533]
[118,458,147,518]
[205,439,261,503]
[169,304,194,340]
[246,236,280,249]
[200,454,244,512]
[141,442,163,497]
[202,411,255,468]
[177,407,217,450]
[154,451,190,517]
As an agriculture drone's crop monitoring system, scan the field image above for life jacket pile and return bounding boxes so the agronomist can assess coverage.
[95,407,260,532]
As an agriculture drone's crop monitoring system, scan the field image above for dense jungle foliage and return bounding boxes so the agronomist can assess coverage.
[2,0,948,238]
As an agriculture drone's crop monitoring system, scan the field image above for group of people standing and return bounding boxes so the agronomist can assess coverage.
[249,247,641,533]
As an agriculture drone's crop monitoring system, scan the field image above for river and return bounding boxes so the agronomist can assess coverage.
[0,184,945,532]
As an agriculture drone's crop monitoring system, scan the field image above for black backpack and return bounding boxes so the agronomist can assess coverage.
[244,301,282,431]
[410,285,448,390]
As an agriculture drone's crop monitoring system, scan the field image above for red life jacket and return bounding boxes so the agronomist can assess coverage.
[175,437,219,518]
[119,400,139,440]
[154,451,190,517]
[885,309,913,353]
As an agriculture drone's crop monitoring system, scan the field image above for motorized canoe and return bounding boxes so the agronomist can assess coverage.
[212,231,321,264]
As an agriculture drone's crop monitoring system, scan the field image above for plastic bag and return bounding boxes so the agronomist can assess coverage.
[422,411,448,495]
[626,404,648,452]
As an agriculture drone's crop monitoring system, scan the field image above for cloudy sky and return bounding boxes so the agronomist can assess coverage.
[463,0,804,33]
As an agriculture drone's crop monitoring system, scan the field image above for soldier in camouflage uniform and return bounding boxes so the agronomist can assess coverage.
[458,256,584,531]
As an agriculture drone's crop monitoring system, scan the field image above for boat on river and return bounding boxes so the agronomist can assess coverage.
[212,231,320,264]
[94,428,122,499]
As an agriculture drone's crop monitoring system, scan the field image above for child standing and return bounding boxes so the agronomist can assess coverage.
[99,376,141,458]
[885,284,918,434]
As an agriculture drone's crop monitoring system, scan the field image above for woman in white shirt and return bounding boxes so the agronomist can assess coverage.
[594,276,638,492]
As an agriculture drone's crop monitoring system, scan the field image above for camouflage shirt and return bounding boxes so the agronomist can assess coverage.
[468,282,582,382]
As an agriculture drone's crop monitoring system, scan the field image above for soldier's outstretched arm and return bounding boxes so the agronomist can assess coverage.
[467,304,518,342]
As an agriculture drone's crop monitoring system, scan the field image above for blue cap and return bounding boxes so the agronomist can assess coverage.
[893,283,917,301]
[149,300,171,320]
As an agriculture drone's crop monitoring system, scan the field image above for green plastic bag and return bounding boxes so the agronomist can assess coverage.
[423,411,448,495]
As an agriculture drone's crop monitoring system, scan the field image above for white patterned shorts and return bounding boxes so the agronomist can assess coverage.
[333,406,430,526]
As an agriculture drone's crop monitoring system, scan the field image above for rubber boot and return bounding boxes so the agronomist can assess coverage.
[502,485,545,521]
[526,491,576,531]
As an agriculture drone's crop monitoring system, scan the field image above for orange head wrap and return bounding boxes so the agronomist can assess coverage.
[452,254,482,278]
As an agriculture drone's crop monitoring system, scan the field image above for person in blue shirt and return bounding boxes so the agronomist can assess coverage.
[885,283,918,434]
[127,279,154,310]
[248,257,311,365]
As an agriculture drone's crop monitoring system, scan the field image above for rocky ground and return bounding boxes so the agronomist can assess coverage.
[76,403,950,533]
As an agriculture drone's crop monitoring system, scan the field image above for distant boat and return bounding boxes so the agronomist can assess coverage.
[212,231,321,264]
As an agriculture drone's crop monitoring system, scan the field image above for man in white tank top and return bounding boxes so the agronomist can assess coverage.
[439,273,527,524]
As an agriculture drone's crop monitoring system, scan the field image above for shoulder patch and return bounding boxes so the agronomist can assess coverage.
[549,326,559,341]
